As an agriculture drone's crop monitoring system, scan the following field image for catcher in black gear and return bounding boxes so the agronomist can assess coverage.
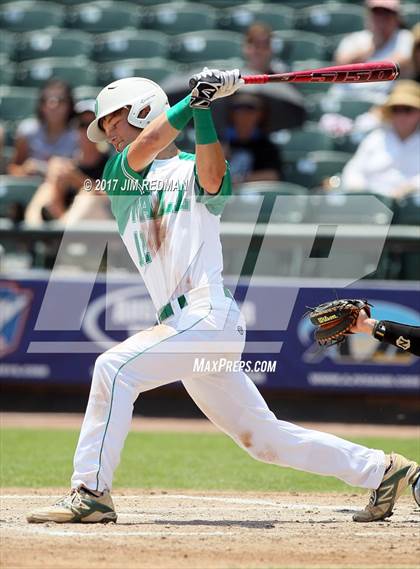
[308,299,420,356]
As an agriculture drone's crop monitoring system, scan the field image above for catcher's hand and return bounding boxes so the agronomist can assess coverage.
[307,299,372,347]
[189,68,243,109]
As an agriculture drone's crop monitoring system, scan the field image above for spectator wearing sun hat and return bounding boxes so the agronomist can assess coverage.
[341,80,420,198]
[331,0,414,102]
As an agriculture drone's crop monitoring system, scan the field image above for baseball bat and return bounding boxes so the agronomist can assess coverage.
[189,61,399,88]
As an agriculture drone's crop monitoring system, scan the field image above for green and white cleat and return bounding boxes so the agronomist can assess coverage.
[353,453,420,522]
[26,487,117,524]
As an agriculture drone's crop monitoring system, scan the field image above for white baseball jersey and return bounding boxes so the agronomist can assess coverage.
[102,147,231,310]
[71,141,388,498]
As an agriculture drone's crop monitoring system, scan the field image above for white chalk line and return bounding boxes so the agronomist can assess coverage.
[0,494,355,511]
[157,494,354,511]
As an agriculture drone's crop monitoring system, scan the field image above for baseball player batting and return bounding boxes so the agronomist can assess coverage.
[27,68,419,524]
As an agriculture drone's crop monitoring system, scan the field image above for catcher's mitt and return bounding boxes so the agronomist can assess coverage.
[307,299,371,347]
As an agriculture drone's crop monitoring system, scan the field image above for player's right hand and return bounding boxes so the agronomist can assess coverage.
[189,68,243,109]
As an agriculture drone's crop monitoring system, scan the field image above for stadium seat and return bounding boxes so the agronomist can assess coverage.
[236,182,309,223]
[101,58,178,85]
[57,0,100,5]
[199,0,251,7]
[291,60,332,94]
[15,29,93,62]
[399,253,420,281]
[73,85,101,101]
[0,30,14,58]
[402,3,420,29]
[273,0,318,6]
[183,57,244,75]
[296,3,365,36]
[66,1,142,34]
[332,131,364,154]
[0,86,37,121]
[307,94,374,121]
[93,30,169,62]
[0,56,15,85]
[170,30,243,63]
[0,120,15,146]
[391,193,420,281]
[271,30,327,63]
[0,1,65,33]
[222,194,264,223]
[0,144,13,175]
[236,181,308,195]
[218,3,295,32]
[327,33,347,60]
[143,2,218,35]
[270,125,334,161]
[394,194,420,226]
[283,150,351,187]
[267,193,309,223]
[15,57,97,88]
[303,192,395,225]
[137,0,190,4]
[0,175,41,217]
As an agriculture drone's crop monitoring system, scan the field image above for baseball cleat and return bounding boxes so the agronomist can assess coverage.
[353,453,420,522]
[26,487,117,524]
[413,474,420,507]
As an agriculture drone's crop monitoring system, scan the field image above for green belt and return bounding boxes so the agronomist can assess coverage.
[157,287,233,323]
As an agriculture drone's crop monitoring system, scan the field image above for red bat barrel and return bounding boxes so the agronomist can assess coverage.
[243,61,400,85]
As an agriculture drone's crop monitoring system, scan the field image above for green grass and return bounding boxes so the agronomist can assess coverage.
[1,428,419,492]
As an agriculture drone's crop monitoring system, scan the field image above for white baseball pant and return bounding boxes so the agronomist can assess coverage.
[71,285,386,493]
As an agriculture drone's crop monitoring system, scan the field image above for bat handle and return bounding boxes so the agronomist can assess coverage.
[242,74,269,84]
[189,78,198,89]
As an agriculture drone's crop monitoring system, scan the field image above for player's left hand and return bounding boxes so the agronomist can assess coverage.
[189,68,243,109]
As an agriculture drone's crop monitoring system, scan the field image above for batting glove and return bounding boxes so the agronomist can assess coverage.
[189,68,243,109]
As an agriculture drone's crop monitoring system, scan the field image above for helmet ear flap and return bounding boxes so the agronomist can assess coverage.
[127,100,152,129]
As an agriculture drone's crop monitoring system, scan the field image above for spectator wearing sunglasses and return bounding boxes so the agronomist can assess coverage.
[332,0,414,102]
[25,100,111,224]
[341,80,420,198]
[8,79,78,177]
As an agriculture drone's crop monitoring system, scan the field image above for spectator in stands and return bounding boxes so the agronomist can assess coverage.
[8,79,78,177]
[242,22,285,75]
[401,23,420,81]
[332,0,413,102]
[341,80,420,198]
[25,100,111,224]
[221,93,282,184]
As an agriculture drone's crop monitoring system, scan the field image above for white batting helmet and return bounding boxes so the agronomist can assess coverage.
[87,77,169,143]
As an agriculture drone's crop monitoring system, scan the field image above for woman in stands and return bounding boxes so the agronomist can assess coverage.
[8,79,78,177]
[341,80,420,198]
[24,100,111,224]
